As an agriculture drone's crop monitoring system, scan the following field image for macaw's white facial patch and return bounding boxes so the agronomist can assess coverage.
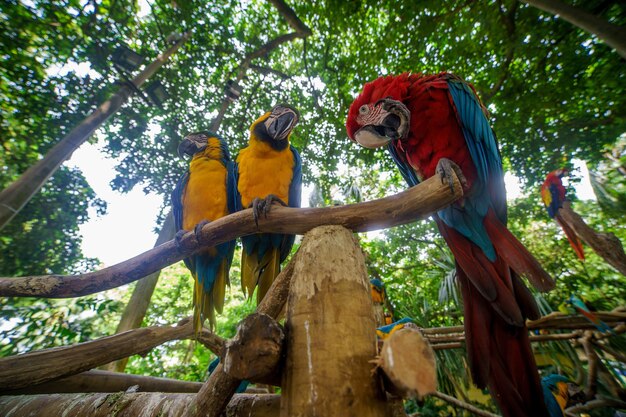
[356,103,388,127]
[354,127,391,149]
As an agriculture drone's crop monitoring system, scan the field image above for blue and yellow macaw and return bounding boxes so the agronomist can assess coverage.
[376,317,414,340]
[568,295,613,333]
[172,131,237,331]
[236,105,302,303]
[541,374,570,417]
[370,278,386,305]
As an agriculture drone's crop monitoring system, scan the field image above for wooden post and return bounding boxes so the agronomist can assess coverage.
[559,201,626,275]
[281,226,391,417]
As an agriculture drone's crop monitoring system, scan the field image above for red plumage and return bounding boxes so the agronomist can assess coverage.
[347,73,554,417]
[541,170,585,260]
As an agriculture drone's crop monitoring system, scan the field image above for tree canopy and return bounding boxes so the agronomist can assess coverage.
[1,0,625,415]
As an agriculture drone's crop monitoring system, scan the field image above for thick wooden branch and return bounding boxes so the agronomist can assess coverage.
[0,393,280,417]
[559,201,626,276]
[0,172,463,298]
[222,313,284,382]
[1,370,203,395]
[0,318,225,391]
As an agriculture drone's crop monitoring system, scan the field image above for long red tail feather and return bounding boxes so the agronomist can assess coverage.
[555,215,585,260]
[437,211,552,417]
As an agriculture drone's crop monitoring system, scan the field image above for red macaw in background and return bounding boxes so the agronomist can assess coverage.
[541,169,585,260]
[346,73,555,417]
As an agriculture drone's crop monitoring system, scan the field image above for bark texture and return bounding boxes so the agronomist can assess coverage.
[280,226,391,417]
[0,393,280,417]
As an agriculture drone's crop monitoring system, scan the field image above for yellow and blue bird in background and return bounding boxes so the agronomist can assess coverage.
[172,131,237,331]
[236,105,302,303]
[541,374,571,417]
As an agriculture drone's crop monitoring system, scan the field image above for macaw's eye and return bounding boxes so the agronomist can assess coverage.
[359,105,370,115]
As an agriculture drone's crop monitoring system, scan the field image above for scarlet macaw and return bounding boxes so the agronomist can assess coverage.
[541,169,585,260]
[346,73,555,417]
[236,105,302,303]
[172,132,237,331]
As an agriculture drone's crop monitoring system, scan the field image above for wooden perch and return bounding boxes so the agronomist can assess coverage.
[0,171,463,298]
[0,393,280,417]
[0,318,224,391]
[559,201,626,275]
[376,328,437,400]
[281,226,391,416]
[1,370,203,395]
[223,313,284,383]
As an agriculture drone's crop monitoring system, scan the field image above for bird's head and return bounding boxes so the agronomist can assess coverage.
[250,104,300,150]
[178,131,229,160]
[346,74,412,149]
[546,168,568,181]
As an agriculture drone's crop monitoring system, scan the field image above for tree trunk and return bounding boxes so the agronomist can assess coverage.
[0,393,280,417]
[521,0,626,59]
[102,211,176,373]
[0,33,190,231]
[280,226,392,417]
[559,201,626,275]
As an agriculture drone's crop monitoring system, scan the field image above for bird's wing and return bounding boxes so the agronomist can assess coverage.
[446,77,506,224]
[171,170,194,272]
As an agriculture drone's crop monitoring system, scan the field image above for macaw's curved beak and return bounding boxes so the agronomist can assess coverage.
[264,105,300,141]
[178,133,208,157]
[353,98,410,149]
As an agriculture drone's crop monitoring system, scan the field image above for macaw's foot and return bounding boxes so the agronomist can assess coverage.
[249,194,288,227]
[436,158,467,193]
[174,229,188,250]
[193,219,210,244]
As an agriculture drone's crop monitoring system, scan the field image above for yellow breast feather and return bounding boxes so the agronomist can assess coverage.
[236,140,295,208]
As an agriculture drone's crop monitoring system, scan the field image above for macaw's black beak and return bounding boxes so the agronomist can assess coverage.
[178,133,208,158]
[264,105,300,141]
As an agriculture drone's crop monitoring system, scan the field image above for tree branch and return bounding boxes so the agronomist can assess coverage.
[0,172,464,298]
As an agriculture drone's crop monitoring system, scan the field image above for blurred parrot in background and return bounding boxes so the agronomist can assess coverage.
[236,104,302,303]
[567,295,613,333]
[376,317,414,340]
[541,374,570,417]
[370,278,387,304]
[172,132,237,331]
[346,72,555,417]
[541,169,585,260]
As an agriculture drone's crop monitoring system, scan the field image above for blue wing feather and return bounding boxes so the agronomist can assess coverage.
[432,78,508,261]
[387,142,420,187]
